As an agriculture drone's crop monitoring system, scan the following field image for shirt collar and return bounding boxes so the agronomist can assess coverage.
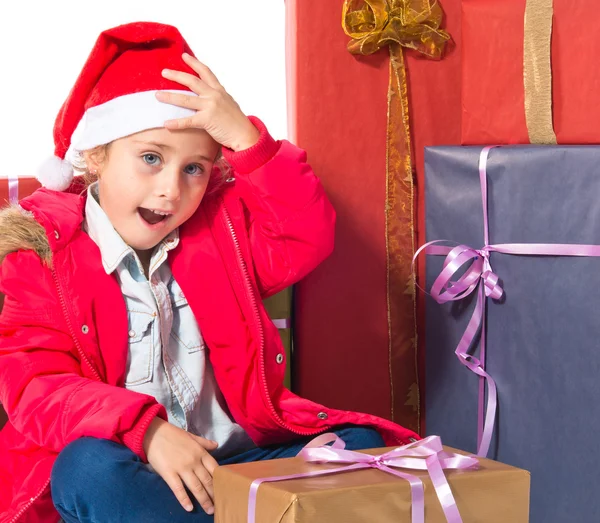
[84,182,179,275]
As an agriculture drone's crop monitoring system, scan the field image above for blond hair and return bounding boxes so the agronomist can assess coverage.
[72,144,110,186]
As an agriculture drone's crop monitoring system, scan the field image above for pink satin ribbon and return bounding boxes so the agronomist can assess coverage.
[8,175,18,204]
[247,434,478,523]
[415,145,600,457]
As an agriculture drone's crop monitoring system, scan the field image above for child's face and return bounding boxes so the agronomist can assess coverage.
[92,127,220,254]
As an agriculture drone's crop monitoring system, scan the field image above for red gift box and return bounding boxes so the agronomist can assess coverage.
[461,0,600,145]
[0,177,40,206]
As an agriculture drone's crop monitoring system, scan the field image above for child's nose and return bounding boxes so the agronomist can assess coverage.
[156,167,181,202]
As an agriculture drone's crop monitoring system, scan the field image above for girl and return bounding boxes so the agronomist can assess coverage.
[0,22,418,523]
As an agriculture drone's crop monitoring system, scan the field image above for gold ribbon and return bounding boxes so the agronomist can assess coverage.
[523,0,556,144]
[342,0,449,431]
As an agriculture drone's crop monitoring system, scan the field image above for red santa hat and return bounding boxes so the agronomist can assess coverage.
[38,21,199,191]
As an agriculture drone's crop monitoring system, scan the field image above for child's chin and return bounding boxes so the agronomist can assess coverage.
[124,233,164,252]
[121,222,177,252]
[130,238,164,252]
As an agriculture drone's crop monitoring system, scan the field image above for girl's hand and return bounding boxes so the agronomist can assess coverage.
[143,417,219,515]
[156,53,260,152]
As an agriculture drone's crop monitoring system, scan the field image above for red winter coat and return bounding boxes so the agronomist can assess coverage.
[0,124,419,522]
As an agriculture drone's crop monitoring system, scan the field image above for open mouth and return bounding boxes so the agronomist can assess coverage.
[137,207,172,226]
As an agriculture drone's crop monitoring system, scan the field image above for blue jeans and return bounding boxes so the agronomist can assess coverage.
[51,426,384,522]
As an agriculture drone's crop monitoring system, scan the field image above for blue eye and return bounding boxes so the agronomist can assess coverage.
[142,153,161,166]
[184,164,204,176]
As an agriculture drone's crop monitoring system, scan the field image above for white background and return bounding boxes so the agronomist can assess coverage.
[0,1,287,178]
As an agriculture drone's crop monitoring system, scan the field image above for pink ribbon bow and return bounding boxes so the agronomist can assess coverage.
[247,434,478,523]
[414,145,600,458]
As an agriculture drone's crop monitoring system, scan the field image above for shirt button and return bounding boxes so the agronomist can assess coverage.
[317,412,328,420]
[276,353,284,364]
[81,325,89,334]
[128,330,136,338]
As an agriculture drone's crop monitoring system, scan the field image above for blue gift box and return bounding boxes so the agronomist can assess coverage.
[424,146,600,523]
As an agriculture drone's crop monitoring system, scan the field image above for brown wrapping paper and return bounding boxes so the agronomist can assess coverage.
[214,446,530,522]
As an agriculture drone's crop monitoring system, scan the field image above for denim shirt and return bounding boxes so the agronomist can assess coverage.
[84,183,255,459]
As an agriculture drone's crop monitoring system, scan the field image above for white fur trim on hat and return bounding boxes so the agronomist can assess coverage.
[36,156,74,192]
[64,90,197,163]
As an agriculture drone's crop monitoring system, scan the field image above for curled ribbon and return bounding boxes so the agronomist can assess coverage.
[342,0,450,428]
[415,146,600,458]
[413,239,501,458]
[247,434,478,523]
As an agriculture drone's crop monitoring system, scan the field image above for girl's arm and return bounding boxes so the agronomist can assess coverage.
[222,117,336,298]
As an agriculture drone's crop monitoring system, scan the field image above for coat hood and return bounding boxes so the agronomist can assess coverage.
[0,204,51,266]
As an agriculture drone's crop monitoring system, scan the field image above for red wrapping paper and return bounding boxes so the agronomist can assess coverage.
[461,0,600,145]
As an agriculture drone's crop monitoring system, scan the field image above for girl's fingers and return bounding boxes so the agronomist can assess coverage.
[155,91,202,110]
[164,116,196,130]
[194,466,215,500]
[161,68,208,94]
[191,434,219,450]
[182,53,222,90]
[189,435,219,475]
[182,471,214,515]
[164,474,194,512]
[200,450,219,476]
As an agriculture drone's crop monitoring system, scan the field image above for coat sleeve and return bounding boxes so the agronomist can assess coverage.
[222,117,336,298]
[0,250,166,461]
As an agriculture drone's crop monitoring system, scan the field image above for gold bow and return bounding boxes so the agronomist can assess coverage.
[342,0,449,431]
[343,0,449,58]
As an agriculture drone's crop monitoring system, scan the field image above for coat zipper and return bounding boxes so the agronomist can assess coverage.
[8,478,51,523]
[222,207,320,437]
[51,266,102,382]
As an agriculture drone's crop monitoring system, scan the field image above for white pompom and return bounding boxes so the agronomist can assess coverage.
[36,155,74,191]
